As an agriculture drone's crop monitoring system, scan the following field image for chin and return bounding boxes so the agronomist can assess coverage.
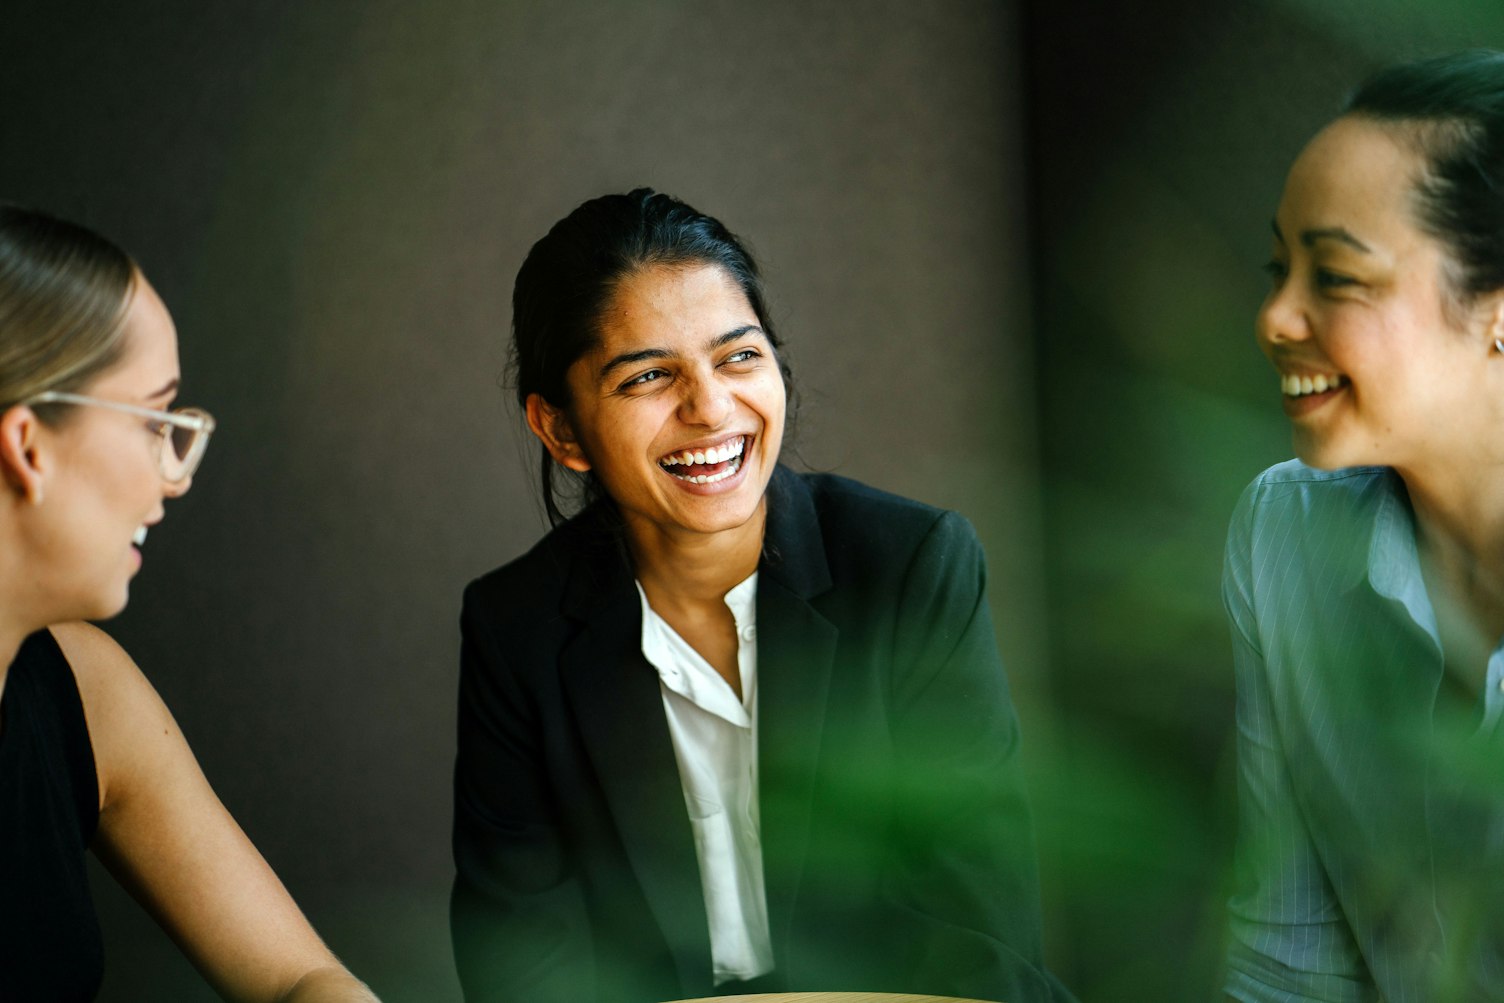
[86,581,133,622]
[667,481,770,533]
[679,501,763,536]
[88,598,130,623]
[1292,433,1375,472]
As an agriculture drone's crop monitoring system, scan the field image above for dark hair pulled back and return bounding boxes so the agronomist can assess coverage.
[510,188,791,526]
[1346,50,1504,304]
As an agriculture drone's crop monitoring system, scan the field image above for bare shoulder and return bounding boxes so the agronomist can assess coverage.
[50,620,138,678]
[48,621,181,810]
[49,621,170,726]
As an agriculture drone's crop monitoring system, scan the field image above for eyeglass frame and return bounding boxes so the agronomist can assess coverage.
[23,390,217,485]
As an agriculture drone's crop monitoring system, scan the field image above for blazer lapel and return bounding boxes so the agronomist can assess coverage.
[550,472,839,987]
[756,469,838,955]
[556,519,712,993]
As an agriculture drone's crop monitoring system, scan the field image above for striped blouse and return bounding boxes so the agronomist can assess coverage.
[1223,460,1504,1002]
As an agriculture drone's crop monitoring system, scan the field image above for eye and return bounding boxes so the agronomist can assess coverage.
[1314,268,1356,291]
[722,347,762,367]
[1262,259,1289,286]
[619,368,669,392]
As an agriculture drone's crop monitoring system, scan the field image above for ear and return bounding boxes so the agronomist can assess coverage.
[1488,294,1504,354]
[0,405,47,504]
[524,393,591,472]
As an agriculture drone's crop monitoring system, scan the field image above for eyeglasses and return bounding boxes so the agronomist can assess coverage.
[26,390,217,485]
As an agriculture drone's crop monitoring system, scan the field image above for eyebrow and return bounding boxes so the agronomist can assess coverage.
[597,325,764,382]
[1270,219,1372,253]
[144,377,180,401]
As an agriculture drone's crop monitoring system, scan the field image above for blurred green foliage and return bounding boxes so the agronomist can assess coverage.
[1025,3,1504,999]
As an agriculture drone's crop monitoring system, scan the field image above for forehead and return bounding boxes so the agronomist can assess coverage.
[1278,116,1429,240]
[595,263,756,346]
[90,273,180,393]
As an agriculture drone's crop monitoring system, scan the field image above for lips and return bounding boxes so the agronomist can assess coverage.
[658,434,748,485]
[1280,372,1347,397]
[1276,368,1348,419]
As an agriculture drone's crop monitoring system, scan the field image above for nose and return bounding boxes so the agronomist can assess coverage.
[162,474,192,499]
[678,372,733,428]
[1256,281,1308,351]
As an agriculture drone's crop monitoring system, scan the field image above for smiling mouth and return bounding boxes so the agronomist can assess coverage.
[658,435,748,484]
[132,525,148,547]
[1281,372,1347,397]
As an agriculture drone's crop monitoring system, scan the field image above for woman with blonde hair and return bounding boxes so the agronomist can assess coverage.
[0,205,375,1001]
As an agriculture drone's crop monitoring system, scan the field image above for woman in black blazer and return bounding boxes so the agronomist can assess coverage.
[452,189,1062,1003]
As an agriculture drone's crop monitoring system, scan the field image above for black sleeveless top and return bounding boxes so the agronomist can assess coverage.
[0,629,105,1001]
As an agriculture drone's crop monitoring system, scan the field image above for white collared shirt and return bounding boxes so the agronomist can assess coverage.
[636,572,773,984]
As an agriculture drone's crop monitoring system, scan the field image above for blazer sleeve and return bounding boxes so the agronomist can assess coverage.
[451,584,594,1003]
[885,510,1064,1003]
[1221,482,1377,1003]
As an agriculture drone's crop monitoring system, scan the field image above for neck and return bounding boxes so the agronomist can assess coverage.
[1400,461,1504,600]
[625,500,767,611]
[0,551,40,698]
[0,511,50,697]
[0,620,27,703]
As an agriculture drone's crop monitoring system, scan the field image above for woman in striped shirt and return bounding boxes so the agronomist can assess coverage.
[1226,51,1504,1003]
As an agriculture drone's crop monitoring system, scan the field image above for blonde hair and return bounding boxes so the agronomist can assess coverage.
[0,205,135,418]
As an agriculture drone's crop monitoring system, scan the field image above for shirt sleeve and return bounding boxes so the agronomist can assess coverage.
[884,510,1069,1003]
[1222,480,1379,1003]
[450,586,595,1003]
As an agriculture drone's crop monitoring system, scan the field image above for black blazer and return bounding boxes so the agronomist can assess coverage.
[452,468,1060,1003]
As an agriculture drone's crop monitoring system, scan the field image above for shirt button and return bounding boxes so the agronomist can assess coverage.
[741,625,757,641]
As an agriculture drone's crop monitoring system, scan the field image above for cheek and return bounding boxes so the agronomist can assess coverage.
[94,445,160,514]
[578,404,656,469]
[763,380,788,429]
[1314,307,1379,364]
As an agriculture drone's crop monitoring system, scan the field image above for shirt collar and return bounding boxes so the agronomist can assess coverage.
[724,571,758,627]
[1366,470,1439,643]
[636,571,758,726]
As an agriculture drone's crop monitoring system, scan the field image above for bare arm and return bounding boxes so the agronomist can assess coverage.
[52,622,377,1003]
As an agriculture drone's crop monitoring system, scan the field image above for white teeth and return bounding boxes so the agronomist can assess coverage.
[132,526,147,546]
[666,452,744,484]
[1281,373,1344,397]
[659,436,747,469]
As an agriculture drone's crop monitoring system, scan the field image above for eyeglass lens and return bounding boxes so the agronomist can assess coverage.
[159,409,211,482]
[170,424,197,462]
